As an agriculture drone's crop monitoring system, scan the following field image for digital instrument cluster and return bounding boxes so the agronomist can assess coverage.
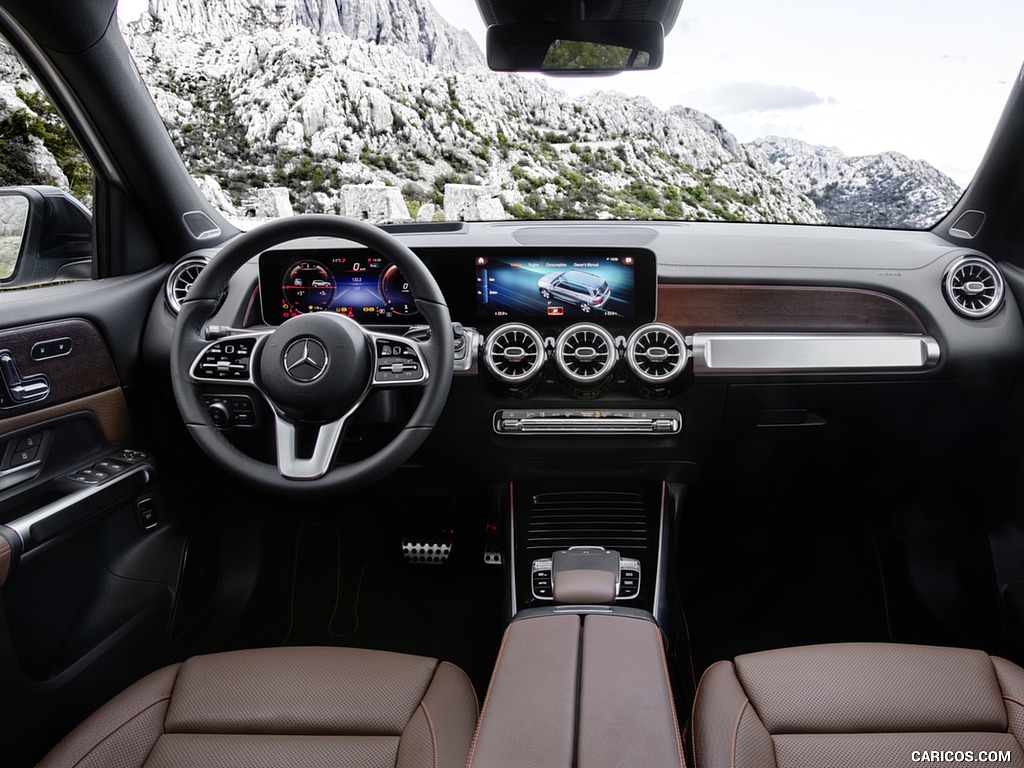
[260,250,418,325]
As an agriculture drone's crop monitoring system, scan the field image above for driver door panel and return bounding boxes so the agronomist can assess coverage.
[0,275,203,766]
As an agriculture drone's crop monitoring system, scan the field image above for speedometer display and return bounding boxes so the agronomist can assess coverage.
[262,250,421,324]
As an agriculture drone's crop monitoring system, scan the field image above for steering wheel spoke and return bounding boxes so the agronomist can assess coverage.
[274,412,354,480]
[189,331,271,386]
[368,330,430,387]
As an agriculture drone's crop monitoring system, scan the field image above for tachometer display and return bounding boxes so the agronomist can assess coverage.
[283,260,334,313]
[380,263,417,316]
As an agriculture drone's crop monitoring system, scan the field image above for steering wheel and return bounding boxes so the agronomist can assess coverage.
[170,215,454,496]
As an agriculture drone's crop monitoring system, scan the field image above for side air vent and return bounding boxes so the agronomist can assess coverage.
[165,256,210,315]
[554,324,617,384]
[524,491,649,555]
[943,256,1004,319]
[483,323,546,383]
[626,323,688,383]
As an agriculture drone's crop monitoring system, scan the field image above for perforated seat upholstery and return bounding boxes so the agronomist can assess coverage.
[691,642,1024,768]
[37,646,479,768]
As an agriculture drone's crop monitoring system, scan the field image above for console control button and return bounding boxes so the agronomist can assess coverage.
[14,433,43,453]
[94,459,128,475]
[111,449,149,464]
[31,337,73,360]
[67,451,150,486]
[531,558,554,600]
[617,557,642,600]
[10,444,39,467]
[137,498,158,531]
[495,409,682,435]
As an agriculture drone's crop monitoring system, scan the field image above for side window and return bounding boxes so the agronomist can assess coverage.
[0,37,93,289]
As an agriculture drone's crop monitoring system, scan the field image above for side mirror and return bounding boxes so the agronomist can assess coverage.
[0,186,92,289]
[486,21,664,76]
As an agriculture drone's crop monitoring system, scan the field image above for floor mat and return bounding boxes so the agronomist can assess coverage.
[677,508,892,687]
[283,522,504,698]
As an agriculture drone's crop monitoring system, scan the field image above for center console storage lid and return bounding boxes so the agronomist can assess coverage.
[468,608,683,768]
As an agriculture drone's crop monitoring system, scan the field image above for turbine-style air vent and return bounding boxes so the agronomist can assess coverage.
[626,324,689,383]
[165,256,210,315]
[555,324,617,384]
[943,256,1004,319]
[484,324,546,383]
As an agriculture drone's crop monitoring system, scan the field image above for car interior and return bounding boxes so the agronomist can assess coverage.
[3,0,1024,766]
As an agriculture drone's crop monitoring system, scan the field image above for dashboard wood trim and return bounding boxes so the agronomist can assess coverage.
[656,285,926,334]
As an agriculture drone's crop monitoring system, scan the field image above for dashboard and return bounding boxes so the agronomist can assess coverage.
[156,219,1024,488]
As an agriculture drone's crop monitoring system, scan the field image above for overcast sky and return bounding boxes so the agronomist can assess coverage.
[118,0,1024,186]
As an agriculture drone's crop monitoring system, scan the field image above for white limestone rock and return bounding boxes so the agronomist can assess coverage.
[443,184,510,222]
[341,184,411,222]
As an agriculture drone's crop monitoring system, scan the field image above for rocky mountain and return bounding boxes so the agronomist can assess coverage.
[144,0,484,71]
[0,0,960,229]
[122,1,829,225]
[751,136,962,229]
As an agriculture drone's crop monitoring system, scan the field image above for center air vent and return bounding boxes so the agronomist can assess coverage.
[484,324,546,383]
[165,256,210,315]
[626,324,688,383]
[555,324,617,384]
[943,256,1004,319]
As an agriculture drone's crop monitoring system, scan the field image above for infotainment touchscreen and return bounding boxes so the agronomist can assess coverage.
[475,252,647,321]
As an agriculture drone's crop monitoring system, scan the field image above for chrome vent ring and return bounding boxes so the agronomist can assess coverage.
[555,324,617,384]
[484,323,546,383]
[626,324,688,383]
[943,255,1004,319]
[165,256,210,315]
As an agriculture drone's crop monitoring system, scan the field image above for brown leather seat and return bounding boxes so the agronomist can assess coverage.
[37,646,478,768]
[691,642,1024,768]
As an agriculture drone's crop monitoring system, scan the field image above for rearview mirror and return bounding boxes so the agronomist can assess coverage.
[486,21,664,76]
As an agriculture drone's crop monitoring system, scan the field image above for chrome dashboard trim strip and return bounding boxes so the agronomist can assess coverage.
[692,333,940,373]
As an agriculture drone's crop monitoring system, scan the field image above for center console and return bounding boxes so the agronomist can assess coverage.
[467,479,685,768]
[468,607,683,768]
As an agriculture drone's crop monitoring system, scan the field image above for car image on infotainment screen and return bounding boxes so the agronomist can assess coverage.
[476,254,637,320]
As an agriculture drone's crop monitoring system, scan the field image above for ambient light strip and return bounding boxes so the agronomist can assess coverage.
[692,333,941,373]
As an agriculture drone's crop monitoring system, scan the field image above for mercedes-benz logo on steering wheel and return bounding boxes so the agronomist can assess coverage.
[283,338,329,382]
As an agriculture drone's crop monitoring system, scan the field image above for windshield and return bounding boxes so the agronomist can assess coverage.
[15,0,1024,230]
